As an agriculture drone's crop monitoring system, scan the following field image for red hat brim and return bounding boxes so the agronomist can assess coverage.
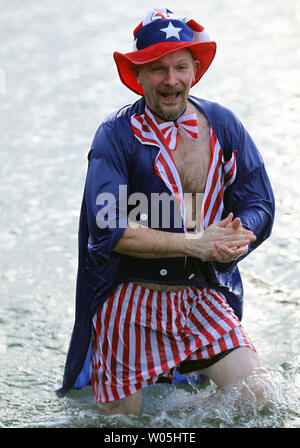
[113,40,217,96]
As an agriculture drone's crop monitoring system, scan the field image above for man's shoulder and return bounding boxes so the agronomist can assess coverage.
[101,97,145,129]
[89,97,145,157]
[189,96,240,131]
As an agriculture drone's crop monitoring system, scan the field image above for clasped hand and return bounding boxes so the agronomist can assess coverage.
[187,213,257,263]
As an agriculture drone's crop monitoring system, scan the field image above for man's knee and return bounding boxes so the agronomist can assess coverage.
[201,347,276,404]
[97,389,142,415]
[201,347,260,388]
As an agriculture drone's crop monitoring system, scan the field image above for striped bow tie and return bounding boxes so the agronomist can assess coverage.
[157,113,198,150]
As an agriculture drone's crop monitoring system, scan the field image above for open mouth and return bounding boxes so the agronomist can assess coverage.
[160,91,181,102]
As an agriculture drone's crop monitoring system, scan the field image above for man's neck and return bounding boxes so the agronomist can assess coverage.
[146,105,187,123]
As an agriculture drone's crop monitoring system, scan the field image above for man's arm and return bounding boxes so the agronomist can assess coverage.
[114,213,256,263]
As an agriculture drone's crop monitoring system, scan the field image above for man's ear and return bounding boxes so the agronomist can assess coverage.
[193,60,200,81]
[130,64,142,84]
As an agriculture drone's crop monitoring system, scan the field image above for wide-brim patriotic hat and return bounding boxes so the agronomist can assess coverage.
[113,8,217,96]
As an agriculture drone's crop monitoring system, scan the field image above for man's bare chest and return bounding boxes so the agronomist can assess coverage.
[172,113,211,194]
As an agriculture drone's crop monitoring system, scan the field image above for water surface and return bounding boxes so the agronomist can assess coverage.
[0,0,299,428]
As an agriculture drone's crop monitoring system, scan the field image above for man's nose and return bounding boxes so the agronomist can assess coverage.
[163,68,178,86]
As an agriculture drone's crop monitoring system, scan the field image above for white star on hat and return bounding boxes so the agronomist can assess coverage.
[160,22,182,40]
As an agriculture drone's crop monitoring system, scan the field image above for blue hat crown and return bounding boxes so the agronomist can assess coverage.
[135,19,194,51]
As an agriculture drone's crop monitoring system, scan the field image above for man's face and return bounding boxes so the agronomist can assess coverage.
[134,49,200,121]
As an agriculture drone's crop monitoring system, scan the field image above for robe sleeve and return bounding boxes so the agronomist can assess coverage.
[214,114,275,273]
[85,121,130,265]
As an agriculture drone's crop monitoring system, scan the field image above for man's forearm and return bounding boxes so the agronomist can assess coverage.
[113,215,257,262]
[113,223,186,258]
[114,213,256,262]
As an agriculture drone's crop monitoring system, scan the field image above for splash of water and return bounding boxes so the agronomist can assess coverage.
[140,366,300,428]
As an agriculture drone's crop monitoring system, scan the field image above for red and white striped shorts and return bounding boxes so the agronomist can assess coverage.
[90,282,255,403]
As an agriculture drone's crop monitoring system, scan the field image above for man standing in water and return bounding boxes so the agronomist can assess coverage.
[59,8,275,414]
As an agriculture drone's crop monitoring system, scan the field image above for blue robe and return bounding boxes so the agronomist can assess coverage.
[58,96,275,395]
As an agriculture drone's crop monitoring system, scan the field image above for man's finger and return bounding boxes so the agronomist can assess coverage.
[217,212,233,228]
[231,217,242,230]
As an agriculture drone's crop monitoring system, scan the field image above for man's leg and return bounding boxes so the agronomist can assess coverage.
[97,389,142,415]
[200,347,269,402]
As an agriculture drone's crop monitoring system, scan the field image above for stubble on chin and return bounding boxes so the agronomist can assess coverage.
[152,92,188,121]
